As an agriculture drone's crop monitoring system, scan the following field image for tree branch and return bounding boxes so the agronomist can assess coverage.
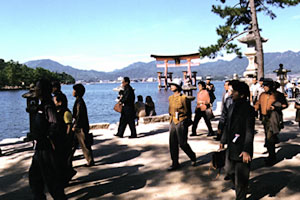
[220,29,251,49]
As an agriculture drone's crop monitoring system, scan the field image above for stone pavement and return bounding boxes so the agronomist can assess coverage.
[0,102,300,200]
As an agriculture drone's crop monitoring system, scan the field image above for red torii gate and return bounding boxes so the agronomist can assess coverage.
[150,53,200,90]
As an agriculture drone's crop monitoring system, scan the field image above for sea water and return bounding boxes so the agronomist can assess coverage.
[0,81,224,141]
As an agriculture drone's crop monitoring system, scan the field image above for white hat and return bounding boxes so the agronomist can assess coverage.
[206,75,212,80]
[169,78,182,89]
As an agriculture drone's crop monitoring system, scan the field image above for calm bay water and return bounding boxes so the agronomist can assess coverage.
[0,81,224,141]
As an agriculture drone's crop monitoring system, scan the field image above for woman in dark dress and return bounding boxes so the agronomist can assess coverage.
[145,96,156,116]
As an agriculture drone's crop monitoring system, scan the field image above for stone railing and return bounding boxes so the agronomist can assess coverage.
[90,123,110,130]
[139,114,170,124]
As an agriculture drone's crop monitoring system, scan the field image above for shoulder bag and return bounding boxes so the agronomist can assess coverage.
[205,107,215,120]
[114,102,123,113]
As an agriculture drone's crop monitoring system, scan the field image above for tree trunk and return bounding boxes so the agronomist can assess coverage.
[249,0,264,79]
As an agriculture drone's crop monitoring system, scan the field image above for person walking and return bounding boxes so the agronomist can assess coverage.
[216,80,237,141]
[72,83,95,167]
[220,79,230,111]
[191,81,214,137]
[167,78,196,171]
[249,76,260,106]
[115,77,137,138]
[206,75,216,105]
[29,79,67,200]
[254,79,283,166]
[295,95,300,128]
[220,81,255,200]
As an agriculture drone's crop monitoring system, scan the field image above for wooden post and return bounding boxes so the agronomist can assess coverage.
[157,72,162,90]
[192,71,197,86]
[182,71,187,85]
[187,58,192,80]
[164,60,168,90]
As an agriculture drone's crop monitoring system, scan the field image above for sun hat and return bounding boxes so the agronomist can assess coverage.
[169,78,182,90]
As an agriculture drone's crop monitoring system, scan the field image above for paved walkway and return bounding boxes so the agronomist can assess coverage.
[0,103,300,200]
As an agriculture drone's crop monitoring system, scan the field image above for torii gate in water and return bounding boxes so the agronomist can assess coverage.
[150,53,200,90]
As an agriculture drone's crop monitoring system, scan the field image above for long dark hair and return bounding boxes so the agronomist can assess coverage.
[198,81,206,89]
[36,79,52,100]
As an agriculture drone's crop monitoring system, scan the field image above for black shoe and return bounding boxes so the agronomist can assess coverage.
[214,135,221,141]
[85,161,95,167]
[167,164,180,171]
[224,175,231,181]
[191,161,197,167]
[129,135,137,138]
[190,133,197,137]
[114,134,123,138]
[67,169,77,182]
[264,158,276,166]
[207,132,215,137]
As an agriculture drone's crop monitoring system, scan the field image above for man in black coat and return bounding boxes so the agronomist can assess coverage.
[115,77,137,138]
[220,81,255,200]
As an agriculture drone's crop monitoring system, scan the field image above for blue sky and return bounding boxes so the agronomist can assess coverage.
[0,0,299,72]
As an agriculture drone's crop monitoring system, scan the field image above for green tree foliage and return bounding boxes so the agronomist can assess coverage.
[0,59,75,89]
[199,0,300,78]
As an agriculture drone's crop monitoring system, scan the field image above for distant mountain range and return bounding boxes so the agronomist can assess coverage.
[24,51,300,81]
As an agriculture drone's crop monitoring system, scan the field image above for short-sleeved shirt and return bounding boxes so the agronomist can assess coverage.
[64,110,72,124]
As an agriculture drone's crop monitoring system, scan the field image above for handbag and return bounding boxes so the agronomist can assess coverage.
[211,149,226,169]
[114,102,123,113]
[209,149,226,178]
[205,107,215,120]
[85,132,94,146]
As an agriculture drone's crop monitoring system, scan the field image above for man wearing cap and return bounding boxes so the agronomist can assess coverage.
[167,78,196,171]
[254,78,280,166]
[206,76,216,104]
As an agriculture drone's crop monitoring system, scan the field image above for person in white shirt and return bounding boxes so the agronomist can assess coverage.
[250,76,260,105]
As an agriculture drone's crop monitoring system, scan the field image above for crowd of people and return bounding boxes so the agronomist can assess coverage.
[285,79,300,98]
[165,76,293,199]
[25,75,300,200]
[27,79,93,199]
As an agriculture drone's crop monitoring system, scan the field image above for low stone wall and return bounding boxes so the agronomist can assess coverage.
[140,114,170,124]
[90,101,223,129]
[89,123,110,130]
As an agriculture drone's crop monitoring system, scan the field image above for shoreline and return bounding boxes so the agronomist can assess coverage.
[1,101,299,199]
[1,101,223,143]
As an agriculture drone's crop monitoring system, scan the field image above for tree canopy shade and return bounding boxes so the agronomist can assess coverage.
[0,59,75,89]
[199,0,300,79]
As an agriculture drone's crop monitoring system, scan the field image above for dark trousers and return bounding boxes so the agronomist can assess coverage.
[72,128,94,165]
[169,120,196,165]
[224,153,250,200]
[29,150,67,200]
[117,111,137,137]
[262,115,276,161]
[192,108,213,135]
